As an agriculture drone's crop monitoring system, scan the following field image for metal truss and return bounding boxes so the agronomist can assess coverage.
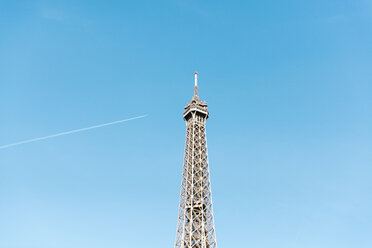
[174,73,217,248]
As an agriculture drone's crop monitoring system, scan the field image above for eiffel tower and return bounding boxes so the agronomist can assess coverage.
[174,73,218,248]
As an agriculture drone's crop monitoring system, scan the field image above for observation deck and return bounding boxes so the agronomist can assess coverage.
[183,96,209,121]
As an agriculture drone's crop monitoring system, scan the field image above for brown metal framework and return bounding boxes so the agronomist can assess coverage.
[174,73,217,248]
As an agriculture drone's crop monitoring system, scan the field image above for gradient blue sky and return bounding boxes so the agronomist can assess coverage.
[1,0,372,247]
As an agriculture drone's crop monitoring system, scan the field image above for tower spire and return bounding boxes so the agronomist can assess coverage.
[194,71,199,96]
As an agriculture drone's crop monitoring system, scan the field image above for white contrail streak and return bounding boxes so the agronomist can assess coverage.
[0,114,147,150]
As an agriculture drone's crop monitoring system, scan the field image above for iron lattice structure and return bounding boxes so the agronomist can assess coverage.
[174,73,217,248]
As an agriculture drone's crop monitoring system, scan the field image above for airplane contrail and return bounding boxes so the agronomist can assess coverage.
[0,114,147,150]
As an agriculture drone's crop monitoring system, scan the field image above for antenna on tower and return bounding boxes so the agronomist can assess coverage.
[194,71,199,96]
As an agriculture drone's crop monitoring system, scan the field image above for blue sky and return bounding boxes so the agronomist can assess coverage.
[1,0,372,247]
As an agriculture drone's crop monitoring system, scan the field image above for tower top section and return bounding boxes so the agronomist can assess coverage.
[183,72,209,121]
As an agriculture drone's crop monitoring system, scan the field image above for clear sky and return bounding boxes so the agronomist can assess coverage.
[1,0,372,247]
